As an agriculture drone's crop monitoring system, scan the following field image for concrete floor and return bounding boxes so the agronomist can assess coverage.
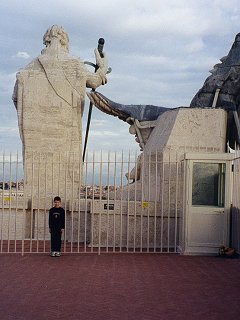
[0,253,240,320]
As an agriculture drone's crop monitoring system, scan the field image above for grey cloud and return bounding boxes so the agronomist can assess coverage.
[14,52,31,59]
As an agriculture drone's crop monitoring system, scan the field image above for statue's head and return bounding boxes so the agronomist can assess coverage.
[43,25,69,52]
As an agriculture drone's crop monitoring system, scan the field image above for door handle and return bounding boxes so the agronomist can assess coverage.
[212,209,224,213]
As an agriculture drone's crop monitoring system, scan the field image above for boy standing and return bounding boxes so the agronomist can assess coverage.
[49,196,65,257]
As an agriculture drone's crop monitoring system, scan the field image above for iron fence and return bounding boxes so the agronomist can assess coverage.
[0,151,183,254]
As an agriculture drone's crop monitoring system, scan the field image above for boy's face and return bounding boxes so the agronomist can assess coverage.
[54,200,61,208]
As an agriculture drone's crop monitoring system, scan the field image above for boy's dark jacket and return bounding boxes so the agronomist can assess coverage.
[49,207,65,229]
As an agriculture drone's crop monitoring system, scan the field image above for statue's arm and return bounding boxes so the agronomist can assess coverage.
[86,49,108,89]
[12,72,24,142]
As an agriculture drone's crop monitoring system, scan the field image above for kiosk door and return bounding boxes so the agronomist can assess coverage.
[184,159,231,255]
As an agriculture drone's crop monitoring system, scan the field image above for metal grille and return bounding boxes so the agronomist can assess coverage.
[0,151,183,254]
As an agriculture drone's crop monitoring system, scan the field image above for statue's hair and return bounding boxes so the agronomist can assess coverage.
[43,25,69,51]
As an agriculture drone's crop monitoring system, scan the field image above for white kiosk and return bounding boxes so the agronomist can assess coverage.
[179,153,233,255]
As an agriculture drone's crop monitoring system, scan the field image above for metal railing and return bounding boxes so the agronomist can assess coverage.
[0,151,184,254]
[231,148,240,253]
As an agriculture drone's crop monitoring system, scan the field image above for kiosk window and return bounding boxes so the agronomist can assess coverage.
[192,163,225,206]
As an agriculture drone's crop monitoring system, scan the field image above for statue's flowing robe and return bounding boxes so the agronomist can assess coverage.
[13,51,105,198]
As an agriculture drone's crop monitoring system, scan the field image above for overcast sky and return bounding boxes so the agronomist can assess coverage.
[1,0,240,155]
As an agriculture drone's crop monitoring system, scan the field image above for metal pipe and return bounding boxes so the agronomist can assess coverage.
[30,152,34,253]
[127,151,130,252]
[22,153,27,256]
[154,150,158,252]
[167,152,171,252]
[36,153,40,253]
[58,153,61,196]
[71,153,75,253]
[140,152,144,252]
[1,153,4,253]
[15,152,19,253]
[133,152,137,252]
[120,151,123,252]
[161,159,164,252]
[63,152,67,253]
[77,152,81,253]
[84,151,88,253]
[113,152,117,253]
[107,152,111,252]
[43,157,47,253]
[174,153,179,252]
[7,152,12,253]
[147,152,151,252]
[91,151,95,253]
[98,151,103,255]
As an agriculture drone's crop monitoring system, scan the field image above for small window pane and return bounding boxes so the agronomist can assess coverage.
[192,163,225,206]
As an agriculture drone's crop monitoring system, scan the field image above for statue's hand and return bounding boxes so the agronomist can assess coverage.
[94,48,108,85]
[94,48,108,71]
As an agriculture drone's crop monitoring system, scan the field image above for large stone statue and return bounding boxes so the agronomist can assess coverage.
[86,32,240,189]
[88,32,240,150]
[190,33,240,147]
[12,25,108,199]
[87,91,170,151]
[190,33,240,111]
[13,25,108,155]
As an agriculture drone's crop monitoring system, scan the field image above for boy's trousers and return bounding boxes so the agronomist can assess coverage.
[51,229,62,252]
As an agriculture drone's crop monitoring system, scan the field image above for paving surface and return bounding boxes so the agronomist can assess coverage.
[0,253,240,320]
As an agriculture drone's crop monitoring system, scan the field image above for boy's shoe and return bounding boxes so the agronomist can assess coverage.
[55,252,61,257]
[50,251,56,257]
